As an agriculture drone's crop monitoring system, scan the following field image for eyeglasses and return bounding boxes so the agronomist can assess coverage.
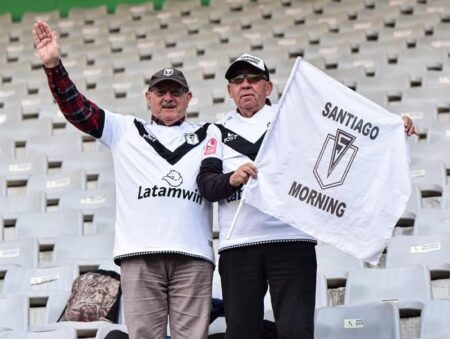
[228,73,268,84]
[151,87,187,97]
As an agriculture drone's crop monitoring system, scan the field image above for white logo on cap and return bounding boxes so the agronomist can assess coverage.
[163,68,174,76]
[235,54,265,72]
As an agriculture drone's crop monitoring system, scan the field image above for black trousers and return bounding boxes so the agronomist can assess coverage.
[219,242,317,339]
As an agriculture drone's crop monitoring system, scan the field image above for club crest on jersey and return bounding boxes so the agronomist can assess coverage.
[224,132,238,143]
[163,68,174,76]
[313,129,358,190]
[162,170,183,187]
[185,132,199,145]
[204,138,217,155]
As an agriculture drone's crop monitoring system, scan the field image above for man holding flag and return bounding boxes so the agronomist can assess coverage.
[197,54,417,339]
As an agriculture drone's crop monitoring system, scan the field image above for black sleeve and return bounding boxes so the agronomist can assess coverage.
[197,158,242,202]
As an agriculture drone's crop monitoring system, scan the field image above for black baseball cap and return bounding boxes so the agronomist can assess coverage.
[225,53,270,80]
[148,68,189,90]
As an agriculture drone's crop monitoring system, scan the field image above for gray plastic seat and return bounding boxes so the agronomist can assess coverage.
[0,294,29,332]
[0,118,53,142]
[419,300,450,338]
[26,133,83,163]
[316,243,365,285]
[27,170,86,200]
[61,152,113,177]
[409,142,450,167]
[3,264,78,304]
[314,302,401,339]
[0,138,15,158]
[0,176,6,197]
[92,207,116,235]
[413,209,450,236]
[0,237,39,270]
[443,184,450,209]
[356,74,411,99]
[388,103,438,135]
[0,193,46,221]
[427,121,450,143]
[58,189,116,213]
[15,210,84,247]
[0,154,47,183]
[0,326,77,339]
[386,234,450,275]
[51,233,114,271]
[410,161,447,197]
[344,264,432,316]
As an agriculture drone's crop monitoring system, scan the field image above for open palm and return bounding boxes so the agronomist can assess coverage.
[33,21,60,68]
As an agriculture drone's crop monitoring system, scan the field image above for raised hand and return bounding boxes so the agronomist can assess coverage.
[33,21,61,68]
[229,162,258,187]
[401,115,419,137]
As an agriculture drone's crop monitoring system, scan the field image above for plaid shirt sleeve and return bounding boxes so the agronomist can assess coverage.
[44,61,105,138]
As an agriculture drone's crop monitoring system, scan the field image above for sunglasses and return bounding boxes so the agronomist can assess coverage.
[229,73,268,84]
[151,87,187,97]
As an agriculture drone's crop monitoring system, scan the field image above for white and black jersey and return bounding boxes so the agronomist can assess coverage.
[100,111,214,264]
[197,104,316,252]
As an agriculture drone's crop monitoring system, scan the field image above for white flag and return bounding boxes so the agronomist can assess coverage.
[241,58,411,264]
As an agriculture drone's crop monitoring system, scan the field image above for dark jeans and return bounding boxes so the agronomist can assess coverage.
[219,241,317,339]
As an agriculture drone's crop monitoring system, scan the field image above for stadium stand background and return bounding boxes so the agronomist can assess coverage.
[0,0,449,338]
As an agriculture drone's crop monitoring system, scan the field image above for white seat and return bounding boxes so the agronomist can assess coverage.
[388,103,438,135]
[3,264,79,304]
[0,154,47,183]
[0,294,29,332]
[26,133,83,163]
[26,170,86,200]
[58,189,115,214]
[344,264,432,317]
[15,210,84,247]
[0,193,46,222]
[61,152,113,177]
[0,176,6,197]
[92,207,116,235]
[0,326,77,339]
[419,300,450,339]
[410,161,447,197]
[314,302,401,339]
[386,234,450,276]
[316,243,365,285]
[413,209,450,236]
[51,234,114,271]
[427,121,450,143]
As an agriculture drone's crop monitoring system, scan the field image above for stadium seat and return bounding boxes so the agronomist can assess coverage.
[418,300,450,338]
[0,176,6,197]
[385,234,450,276]
[0,326,77,339]
[26,170,86,200]
[26,133,84,164]
[356,73,411,99]
[0,154,47,183]
[0,119,53,143]
[409,142,450,167]
[3,264,79,304]
[0,237,39,269]
[388,103,438,135]
[413,209,450,236]
[57,189,116,214]
[314,302,401,339]
[427,121,450,143]
[0,193,46,222]
[0,294,29,332]
[15,210,84,247]
[410,161,446,197]
[316,243,365,285]
[51,233,114,271]
[92,207,116,235]
[61,152,113,177]
[443,184,450,209]
[344,264,432,316]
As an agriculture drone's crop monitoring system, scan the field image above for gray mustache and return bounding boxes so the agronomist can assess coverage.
[161,103,176,108]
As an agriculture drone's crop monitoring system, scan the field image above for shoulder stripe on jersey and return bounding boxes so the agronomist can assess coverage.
[216,124,266,161]
[134,120,210,165]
